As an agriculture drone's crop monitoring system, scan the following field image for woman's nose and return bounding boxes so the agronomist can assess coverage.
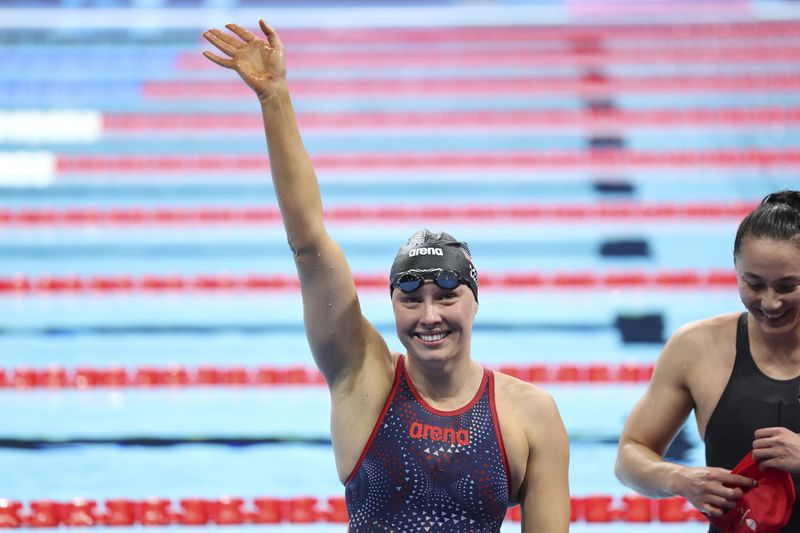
[420,301,441,324]
[761,289,783,312]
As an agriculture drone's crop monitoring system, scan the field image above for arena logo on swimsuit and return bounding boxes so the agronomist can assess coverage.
[409,422,470,446]
[408,247,443,257]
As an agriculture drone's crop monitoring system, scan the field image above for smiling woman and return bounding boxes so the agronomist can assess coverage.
[201,20,570,533]
[615,190,800,533]
[734,192,800,335]
[736,238,800,334]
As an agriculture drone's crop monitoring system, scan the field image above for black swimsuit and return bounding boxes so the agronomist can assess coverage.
[704,313,800,532]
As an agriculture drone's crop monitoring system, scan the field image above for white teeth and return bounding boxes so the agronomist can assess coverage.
[762,310,787,320]
[419,332,447,342]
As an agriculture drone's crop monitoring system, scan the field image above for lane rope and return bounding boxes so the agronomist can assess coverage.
[1,362,655,389]
[56,150,800,174]
[0,202,756,226]
[143,76,800,98]
[0,495,709,526]
[176,48,800,69]
[104,108,800,131]
[0,270,737,294]
[226,22,800,43]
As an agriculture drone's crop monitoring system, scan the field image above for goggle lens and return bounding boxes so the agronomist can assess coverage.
[395,270,462,293]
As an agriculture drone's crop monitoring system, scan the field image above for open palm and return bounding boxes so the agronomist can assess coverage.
[202,20,286,100]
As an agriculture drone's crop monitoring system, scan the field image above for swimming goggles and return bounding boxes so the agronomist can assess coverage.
[392,269,465,293]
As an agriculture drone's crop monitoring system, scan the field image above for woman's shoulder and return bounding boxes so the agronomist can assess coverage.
[493,371,559,419]
[667,312,741,351]
[492,372,566,454]
[652,312,741,380]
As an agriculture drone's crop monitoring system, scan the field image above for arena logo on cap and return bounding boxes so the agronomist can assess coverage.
[408,247,443,257]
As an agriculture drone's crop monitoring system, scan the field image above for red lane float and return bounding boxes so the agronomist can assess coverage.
[179,47,800,70]
[0,270,738,295]
[0,495,708,526]
[0,202,757,227]
[0,363,655,389]
[56,150,800,174]
[1,365,325,389]
[103,108,800,132]
[217,22,800,45]
[143,75,800,99]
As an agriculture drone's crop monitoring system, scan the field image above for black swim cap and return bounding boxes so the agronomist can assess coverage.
[389,229,479,302]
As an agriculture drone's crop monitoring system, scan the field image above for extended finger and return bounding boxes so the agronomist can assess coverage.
[226,23,257,43]
[201,50,234,69]
[203,30,239,56]
[716,473,757,488]
[710,485,744,500]
[260,20,283,49]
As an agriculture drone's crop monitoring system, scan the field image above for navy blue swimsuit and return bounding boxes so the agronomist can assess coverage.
[345,356,511,532]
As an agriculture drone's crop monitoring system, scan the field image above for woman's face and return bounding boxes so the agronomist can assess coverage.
[735,237,800,337]
[392,281,478,366]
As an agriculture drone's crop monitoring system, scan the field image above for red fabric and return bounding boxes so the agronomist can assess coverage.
[710,451,795,533]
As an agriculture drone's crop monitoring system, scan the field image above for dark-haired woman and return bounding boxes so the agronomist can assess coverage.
[615,191,800,531]
[201,21,569,532]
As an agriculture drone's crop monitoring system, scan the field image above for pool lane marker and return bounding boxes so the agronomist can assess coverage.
[1,362,655,389]
[0,269,738,295]
[0,202,756,226]
[54,150,800,175]
[173,46,800,69]
[0,494,709,525]
[101,108,800,135]
[143,75,800,99]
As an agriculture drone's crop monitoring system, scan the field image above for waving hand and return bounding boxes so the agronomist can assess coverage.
[203,20,286,100]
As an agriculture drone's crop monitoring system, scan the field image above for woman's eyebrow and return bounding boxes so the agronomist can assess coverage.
[742,272,800,282]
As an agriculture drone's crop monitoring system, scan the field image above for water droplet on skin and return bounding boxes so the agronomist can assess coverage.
[329,331,334,335]
[329,265,334,269]
[328,303,333,307]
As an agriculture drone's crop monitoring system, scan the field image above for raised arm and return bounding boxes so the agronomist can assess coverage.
[202,22,386,388]
[615,327,755,517]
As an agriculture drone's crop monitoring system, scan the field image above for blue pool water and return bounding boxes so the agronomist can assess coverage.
[2,1,800,532]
